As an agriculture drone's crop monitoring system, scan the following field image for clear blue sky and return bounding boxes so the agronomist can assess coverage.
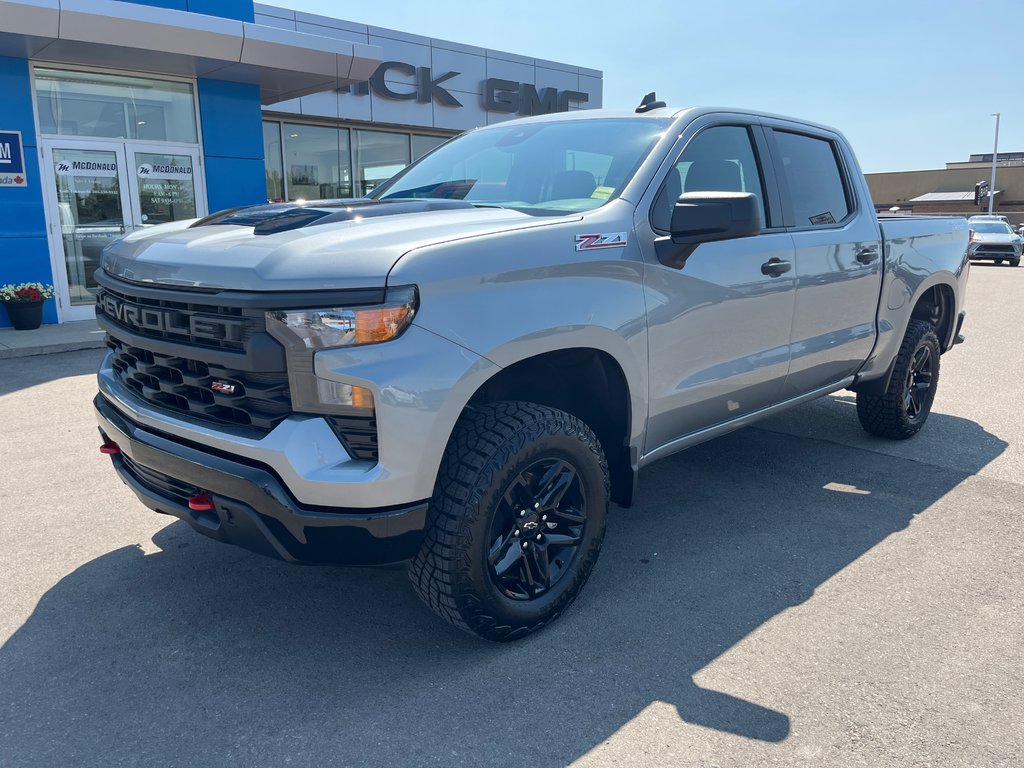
[286,0,1019,174]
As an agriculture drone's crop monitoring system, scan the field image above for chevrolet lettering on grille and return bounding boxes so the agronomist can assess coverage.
[98,292,244,343]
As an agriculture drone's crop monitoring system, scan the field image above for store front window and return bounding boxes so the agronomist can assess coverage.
[35,68,197,143]
[413,134,447,162]
[283,123,351,201]
[263,118,454,202]
[264,121,284,202]
[354,130,411,197]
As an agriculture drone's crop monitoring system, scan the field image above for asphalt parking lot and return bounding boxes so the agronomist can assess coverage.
[1,264,1022,767]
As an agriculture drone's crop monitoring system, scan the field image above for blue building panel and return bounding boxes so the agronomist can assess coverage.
[122,0,189,11]
[0,56,51,327]
[204,156,267,212]
[120,0,255,21]
[0,58,36,150]
[0,150,47,238]
[188,0,254,22]
[198,79,264,161]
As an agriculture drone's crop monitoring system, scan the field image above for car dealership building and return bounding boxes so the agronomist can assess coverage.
[0,0,602,326]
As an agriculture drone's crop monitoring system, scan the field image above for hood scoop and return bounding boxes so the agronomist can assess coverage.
[191,198,480,236]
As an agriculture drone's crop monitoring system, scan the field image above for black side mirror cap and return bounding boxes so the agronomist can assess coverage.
[656,191,762,268]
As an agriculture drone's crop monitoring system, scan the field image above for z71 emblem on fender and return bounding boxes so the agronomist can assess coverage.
[575,232,628,251]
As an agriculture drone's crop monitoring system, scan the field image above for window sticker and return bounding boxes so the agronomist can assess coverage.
[809,211,836,226]
[591,185,614,200]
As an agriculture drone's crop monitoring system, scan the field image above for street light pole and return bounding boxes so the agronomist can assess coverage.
[989,112,1001,214]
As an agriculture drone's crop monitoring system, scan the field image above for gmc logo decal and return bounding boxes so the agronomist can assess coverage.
[98,293,244,343]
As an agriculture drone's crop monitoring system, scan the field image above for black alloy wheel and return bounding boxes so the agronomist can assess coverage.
[488,457,587,601]
[409,401,609,641]
[902,345,933,422]
[856,319,941,440]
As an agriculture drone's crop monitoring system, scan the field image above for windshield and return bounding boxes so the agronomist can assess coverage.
[371,118,670,215]
[972,222,1013,234]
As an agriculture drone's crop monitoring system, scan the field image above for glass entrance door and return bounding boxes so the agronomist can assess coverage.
[44,142,131,319]
[125,145,203,228]
[43,140,206,321]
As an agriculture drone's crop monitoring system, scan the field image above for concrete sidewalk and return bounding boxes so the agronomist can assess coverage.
[0,319,106,359]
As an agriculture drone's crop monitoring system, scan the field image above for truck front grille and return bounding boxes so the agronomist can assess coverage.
[96,284,260,352]
[108,335,292,432]
[99,274,381,462]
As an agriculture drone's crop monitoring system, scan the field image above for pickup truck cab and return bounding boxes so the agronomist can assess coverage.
[94,102,969,640]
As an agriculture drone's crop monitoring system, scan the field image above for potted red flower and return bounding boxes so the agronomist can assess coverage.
[1,282,55,331]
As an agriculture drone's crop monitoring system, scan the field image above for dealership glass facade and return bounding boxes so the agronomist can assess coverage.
[261,118,448,202]
[0,0,600,326]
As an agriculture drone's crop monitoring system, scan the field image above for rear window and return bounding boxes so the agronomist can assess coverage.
[774,130,851,227]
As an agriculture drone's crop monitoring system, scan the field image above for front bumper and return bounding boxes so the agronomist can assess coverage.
[967,243,1021,261]
[96,393,428,565]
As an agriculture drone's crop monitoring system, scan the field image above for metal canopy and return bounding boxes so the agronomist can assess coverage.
[909,191,1002,203]
[0,0,382,104]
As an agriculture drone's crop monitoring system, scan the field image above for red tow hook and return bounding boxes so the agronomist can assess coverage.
[188,492,216,512]
[99,441,121,455]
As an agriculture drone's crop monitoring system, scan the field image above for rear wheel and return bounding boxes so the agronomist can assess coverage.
[856,319,940,440]
[409,401,609,641]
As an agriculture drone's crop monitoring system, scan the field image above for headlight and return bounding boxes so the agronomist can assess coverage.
[265,285,418,420]
[265,285,417,350]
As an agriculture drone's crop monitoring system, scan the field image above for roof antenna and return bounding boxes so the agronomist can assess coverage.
[636,92,666,113]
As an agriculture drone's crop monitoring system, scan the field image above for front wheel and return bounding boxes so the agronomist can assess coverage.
[1011,258,1021,267]
[409,402,609,641]
[856,319,940,439]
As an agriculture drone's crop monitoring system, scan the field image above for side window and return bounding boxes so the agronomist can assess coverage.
[773,130,851,226]
[651,125,767,232]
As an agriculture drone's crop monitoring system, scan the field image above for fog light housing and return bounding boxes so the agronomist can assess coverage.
[316,379,375,412]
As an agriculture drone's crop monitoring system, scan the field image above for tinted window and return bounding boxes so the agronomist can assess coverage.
[651,125,767,231]
[774,130,850,226]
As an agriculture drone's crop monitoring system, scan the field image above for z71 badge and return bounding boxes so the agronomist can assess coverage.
[575,232,628,251]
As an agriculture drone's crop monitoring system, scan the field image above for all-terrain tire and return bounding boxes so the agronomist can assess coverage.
[1011,259,1021,267]
[408,401,609,641]
[856,319,940,440]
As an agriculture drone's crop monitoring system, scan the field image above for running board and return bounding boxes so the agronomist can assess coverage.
[639,377,855,467]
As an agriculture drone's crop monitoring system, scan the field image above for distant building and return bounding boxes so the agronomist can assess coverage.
[866,152,1024,225]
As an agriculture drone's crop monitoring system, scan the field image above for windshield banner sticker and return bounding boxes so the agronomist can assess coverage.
[575,232,628,251]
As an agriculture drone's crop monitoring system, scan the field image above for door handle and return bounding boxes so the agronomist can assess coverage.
[761,258,792,277]
[856,246,879,264]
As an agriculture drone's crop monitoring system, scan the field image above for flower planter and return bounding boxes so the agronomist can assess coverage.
[3,300,44,331]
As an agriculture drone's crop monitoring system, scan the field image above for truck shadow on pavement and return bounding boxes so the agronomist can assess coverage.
[0,409,1007,767]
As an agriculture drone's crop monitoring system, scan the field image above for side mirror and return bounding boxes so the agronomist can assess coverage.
[656,191,762,268]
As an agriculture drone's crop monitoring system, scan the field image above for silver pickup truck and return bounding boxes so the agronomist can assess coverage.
[93,102,969,640]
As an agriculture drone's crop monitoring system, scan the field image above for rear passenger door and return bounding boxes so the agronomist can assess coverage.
[763,122,883,395]
[637,118,797,456]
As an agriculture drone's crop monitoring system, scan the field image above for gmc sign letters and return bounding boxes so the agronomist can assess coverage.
[341,61,590,116]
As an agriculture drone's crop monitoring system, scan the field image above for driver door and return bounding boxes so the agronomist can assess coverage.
[635,120,797,459]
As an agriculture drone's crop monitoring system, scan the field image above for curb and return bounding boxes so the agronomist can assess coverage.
[0,338,108,360]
